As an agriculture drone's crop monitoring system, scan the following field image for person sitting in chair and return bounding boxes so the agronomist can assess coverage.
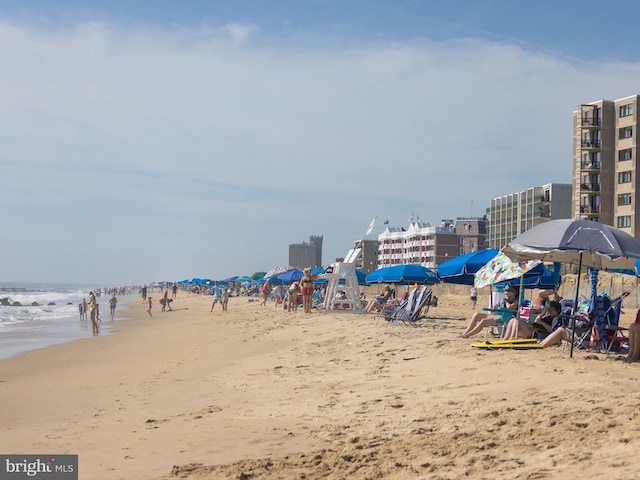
[365,286,393,313]
[502,300,561,340]
[460,286,519,338]
[624,322,640,362]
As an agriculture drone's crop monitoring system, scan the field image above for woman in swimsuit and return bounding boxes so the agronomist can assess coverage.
[300,268,315,314]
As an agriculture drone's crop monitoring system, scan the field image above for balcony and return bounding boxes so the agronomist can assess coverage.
[580,117,601,127]
[580,205,600,214]
[580,162,601,170]
[581,140,601,148]
[580,183,601,192]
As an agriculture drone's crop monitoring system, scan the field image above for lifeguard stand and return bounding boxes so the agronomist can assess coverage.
[322,248,365,313]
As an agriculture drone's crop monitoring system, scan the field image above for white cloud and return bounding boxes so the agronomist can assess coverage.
[1,20,640,283]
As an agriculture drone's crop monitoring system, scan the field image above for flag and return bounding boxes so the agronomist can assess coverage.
[383,220,389,225]
[365,216,376,236]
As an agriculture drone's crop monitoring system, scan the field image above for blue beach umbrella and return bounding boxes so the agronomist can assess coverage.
[275,269,304,284]
[494,267,562,290]
[365,264,440,285]
[437,249,500,285]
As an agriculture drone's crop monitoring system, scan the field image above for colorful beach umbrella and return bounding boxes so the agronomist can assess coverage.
[474,252,543,288]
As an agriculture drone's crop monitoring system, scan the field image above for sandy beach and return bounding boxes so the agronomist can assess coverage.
[2,289,640,480]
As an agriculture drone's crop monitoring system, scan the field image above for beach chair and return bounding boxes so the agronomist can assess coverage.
[553,301,594,352]
[483,308,517,339]
[377,288,416,325]
[398,287,433,327]
[391,286,433,327]
[374,292,406,325]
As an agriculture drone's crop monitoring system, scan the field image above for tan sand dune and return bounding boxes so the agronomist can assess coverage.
[1,291,639,479]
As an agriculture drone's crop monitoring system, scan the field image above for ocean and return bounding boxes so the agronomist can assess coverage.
[0,282,132,360]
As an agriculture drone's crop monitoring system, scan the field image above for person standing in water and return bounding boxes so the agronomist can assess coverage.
[109,293,118,321]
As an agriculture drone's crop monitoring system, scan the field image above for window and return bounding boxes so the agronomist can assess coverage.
[619,126,633,139]
[619,148,633,161]
[618,193,632,206]
[618,171,632,184]
[617,216,632,228]
[620,103,633,117]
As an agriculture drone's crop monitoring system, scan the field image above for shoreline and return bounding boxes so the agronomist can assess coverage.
[0,296,134,361]
[1,292,640,479]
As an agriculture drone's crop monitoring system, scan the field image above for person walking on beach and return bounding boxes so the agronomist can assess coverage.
[259,280,272,307]
[141,285,148,302]
[89,294,99,335]
[109,294,117,321]
[172,283,178,299]
[162,287,169,312]
[147,296,153,317]
[210,281,222,312]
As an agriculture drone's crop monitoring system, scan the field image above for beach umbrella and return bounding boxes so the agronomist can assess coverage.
[494,267,562,290]
[275,269,304,283]
[365,264,440,285]
[437,249,500,285]
[236,276,252,283]
[264,265,296,279]
[250,271,266,280]
[222,276,239,283]
[474,252,544,288]
[504,219,640,357]
[311,267,325,275]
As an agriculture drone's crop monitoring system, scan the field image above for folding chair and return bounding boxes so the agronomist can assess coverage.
[484,308,517,339]
[394,286,433,327]
[590,292,629,352]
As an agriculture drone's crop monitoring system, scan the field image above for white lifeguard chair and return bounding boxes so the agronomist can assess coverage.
[322,248,365,313]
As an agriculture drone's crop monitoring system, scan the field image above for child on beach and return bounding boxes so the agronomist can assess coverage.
[221,287,229,312]
[147,297,153,317]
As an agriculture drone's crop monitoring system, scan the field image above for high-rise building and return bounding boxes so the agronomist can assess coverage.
[573,96,638,233]
[352,239,379,274]
[288,235,323,269]
[486,183,572,249]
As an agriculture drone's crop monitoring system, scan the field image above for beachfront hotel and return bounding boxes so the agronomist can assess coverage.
[377,221,467,269]
[573,95,640,235]
[485,183,572,249]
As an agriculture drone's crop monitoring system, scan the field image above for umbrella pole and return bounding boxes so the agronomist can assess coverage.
[515,275,525,338]
[570,253,583,358]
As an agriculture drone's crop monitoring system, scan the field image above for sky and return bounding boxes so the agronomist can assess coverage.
[2,0,640,285]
